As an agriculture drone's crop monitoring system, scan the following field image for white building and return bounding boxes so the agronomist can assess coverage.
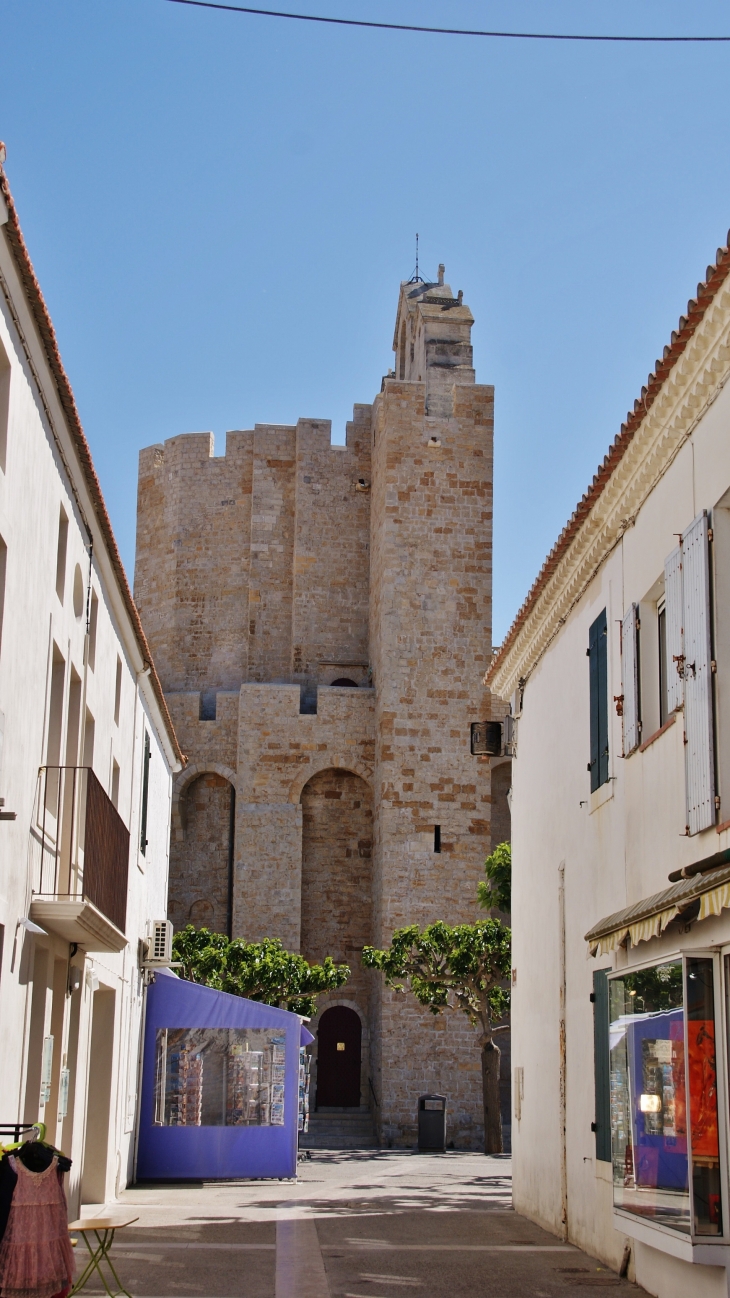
[0,159,183,1214]
[488,231,730,1298]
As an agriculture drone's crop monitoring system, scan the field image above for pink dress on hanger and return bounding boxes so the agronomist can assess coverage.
[0,1156,74,1298]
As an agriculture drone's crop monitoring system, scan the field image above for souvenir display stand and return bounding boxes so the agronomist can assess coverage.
[136,970,313,1181]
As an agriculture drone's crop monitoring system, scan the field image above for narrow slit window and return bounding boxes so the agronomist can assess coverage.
[0,335,9,474]
[434,824,441,854]
[0,535,8,661]
[88,590,98,671]
[140,731,151,856]
[111,759,120,810]
[55,508,68,603]
[114,657,122,726]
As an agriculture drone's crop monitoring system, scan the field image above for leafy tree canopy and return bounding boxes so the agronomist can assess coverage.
[171,926,350,1017]
[362,919,511,1046]
[478,840,511,914]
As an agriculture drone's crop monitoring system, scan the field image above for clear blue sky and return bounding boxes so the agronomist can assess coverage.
[4,1,730,644]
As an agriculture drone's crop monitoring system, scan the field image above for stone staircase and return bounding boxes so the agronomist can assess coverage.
[299,1107,379,1150]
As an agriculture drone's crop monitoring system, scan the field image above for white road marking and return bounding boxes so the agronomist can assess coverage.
[276,1217,330,1298]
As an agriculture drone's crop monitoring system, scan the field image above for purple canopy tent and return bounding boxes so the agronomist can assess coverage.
[136,970,314,1181]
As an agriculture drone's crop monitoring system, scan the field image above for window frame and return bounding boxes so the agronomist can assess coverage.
[588,608,609,792]
[606,948,730,1247]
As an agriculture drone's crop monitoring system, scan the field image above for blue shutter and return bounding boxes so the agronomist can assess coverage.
[588,609,609,792]
[592,969,611,1163]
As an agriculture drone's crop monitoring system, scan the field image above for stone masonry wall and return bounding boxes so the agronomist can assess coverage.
[135,432,253,692]
[234,684,375,950]
[292,412,371,684]
[135,279,500,1151]
[168,773,233,934]
[368,375,495,1146]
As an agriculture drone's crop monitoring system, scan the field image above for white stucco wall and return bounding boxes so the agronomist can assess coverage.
[0,200,179,1210]
[507,350,730,1296]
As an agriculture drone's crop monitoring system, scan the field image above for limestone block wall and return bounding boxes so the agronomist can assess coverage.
[168,773,233,934]
[248,425,296,682]
[292,410,371,683]
[135,432,253,692]
[234,683,375,948]
[300,767,375,1106]
[368,376,495,1145]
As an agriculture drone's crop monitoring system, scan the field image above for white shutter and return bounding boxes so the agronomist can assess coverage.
[664,545,684,714]
[682,512,715,834]
[621,603,640,755]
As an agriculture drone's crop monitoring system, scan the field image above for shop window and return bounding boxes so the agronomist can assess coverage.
[609,957,721,1238]
[588,609,609,792]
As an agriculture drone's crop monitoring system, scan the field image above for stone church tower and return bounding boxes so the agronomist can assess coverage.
[134,270,503,1148]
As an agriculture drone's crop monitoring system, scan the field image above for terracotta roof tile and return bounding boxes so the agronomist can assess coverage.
[487,235,730,690]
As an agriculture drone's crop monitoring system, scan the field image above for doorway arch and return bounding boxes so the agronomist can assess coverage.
[316,1006,362,1108]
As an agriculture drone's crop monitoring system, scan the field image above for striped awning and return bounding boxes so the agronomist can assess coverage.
[584,863,730,956]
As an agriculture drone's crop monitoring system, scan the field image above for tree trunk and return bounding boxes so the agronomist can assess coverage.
[481,1038,503,1155]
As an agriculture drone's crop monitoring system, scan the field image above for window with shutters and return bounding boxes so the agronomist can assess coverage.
[657,596,668,728]
[588,609,609,792]
[682,512,715,834]
[621,603,640,755]
[664,545,684,714]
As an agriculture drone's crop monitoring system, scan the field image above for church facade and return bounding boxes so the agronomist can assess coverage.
[134,270,504,1147]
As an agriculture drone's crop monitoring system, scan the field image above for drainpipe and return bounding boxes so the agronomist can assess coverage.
[558,861,568,1242]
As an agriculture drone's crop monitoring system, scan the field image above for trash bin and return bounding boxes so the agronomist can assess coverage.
[418,1094,446,1151]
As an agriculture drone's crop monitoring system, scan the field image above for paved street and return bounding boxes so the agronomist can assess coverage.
[76,1152,645,1297]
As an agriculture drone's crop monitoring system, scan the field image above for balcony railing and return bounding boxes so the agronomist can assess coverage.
[33,766,130,936]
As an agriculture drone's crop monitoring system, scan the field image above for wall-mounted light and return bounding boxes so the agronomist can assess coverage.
[428,437,441,448]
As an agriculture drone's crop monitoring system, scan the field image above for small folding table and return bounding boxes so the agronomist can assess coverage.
[68,1215,140,1298]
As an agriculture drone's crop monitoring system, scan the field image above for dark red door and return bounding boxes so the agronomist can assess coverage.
[316,1006,361,1107]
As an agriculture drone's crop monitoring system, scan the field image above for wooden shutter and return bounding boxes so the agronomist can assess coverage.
[621,603,640,755]
[664,545,684,713]
[588,609,609,793]
[592,969,611,1163]
[682,512,715,834]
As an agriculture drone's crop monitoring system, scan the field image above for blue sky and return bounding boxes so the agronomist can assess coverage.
[3,1,730,643]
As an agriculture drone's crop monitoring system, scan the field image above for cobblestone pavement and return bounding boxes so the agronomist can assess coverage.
[77,1151,645,1297]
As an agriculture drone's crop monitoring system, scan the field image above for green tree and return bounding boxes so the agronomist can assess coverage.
[362,920,511,1154]
[171,926,350,1017]
[478,841,511,914]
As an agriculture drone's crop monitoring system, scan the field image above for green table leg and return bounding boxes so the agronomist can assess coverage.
[69,1228,133,1298]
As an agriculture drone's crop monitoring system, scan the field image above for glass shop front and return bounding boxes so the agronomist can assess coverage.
[609,956,723,1239]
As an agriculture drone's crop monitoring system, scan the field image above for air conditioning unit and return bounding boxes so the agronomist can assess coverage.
[147,919,173,964]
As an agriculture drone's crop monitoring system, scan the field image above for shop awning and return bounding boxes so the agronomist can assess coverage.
[584,862,730,956]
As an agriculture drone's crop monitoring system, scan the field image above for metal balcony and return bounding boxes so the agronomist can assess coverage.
[29,766,130,952]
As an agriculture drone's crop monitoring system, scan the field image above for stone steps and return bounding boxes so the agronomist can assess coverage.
[300,1108,379,1150]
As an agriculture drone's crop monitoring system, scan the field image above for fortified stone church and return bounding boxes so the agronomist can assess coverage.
[134,268,509,1148]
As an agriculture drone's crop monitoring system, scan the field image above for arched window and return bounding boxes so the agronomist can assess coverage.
[330,678,358,688]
